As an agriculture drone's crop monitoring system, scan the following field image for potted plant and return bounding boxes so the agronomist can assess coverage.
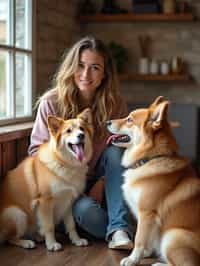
[108,41,128,73]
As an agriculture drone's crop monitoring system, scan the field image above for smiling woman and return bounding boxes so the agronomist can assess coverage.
[28,36,134,250]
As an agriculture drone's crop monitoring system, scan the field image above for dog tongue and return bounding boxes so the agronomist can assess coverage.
[72,144,85,162]
[106,135,120,145]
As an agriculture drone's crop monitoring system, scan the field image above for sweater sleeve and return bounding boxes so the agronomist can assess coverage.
[28,99,56,156]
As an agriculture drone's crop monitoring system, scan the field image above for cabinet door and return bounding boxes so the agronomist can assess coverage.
[2,141,17,177]
[0,144,2,180]
[17,137,29,164]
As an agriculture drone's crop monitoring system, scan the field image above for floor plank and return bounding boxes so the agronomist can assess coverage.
[0,235,159,266]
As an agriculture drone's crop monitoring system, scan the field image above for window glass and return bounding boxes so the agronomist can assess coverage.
[0,0,33,124]
[16,0,26,48]
[16,52,25,116]
[0,50,8,118]
[0,0,9,45]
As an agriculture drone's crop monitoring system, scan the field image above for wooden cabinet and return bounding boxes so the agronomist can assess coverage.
[0,123,33,178]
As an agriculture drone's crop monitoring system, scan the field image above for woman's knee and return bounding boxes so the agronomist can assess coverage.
[73,196,94,220]
[72,196,108,239]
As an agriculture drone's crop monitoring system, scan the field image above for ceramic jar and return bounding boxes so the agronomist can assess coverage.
[160,61,169,75]
[149,59,159,75]
[139,57,149,74]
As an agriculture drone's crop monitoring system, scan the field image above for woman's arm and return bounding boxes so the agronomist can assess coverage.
[28,99,56,156]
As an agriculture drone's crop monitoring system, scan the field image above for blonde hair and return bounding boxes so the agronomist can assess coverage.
[40,36,121,139]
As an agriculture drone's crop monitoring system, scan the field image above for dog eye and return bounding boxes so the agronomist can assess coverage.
[66,128,72,133]
[127,117,133,123]
[79,126,84,131]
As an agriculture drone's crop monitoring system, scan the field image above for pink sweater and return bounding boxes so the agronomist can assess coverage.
[28,92,128,179]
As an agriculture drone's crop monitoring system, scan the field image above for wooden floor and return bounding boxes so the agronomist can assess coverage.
[0,235,159,266]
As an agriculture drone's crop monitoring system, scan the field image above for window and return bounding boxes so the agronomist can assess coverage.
[0,0,34,124]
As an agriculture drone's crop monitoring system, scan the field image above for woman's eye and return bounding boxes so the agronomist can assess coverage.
[92,66,99,70]
[78,63,85,70]
[78,63,84,68]
[91,65,101,72]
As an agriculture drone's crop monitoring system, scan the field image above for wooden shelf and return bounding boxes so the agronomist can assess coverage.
[118,73,190,81]
[79,13,195,23]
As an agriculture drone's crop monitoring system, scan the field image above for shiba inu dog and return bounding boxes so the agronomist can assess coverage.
[107,96,200,266]
[0,108,93,251]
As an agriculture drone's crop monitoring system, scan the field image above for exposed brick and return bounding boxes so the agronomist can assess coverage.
[79,0,200,104]
[35,0,200,104]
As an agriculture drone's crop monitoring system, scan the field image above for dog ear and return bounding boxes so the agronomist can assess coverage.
[150,96,164,108]
[151,101,169,130]
[78,108,92,124]
[48,115,63,135]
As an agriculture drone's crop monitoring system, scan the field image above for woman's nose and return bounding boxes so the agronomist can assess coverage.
[82,67,90,78]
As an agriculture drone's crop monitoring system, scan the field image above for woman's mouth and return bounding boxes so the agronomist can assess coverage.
[80,80,92,85]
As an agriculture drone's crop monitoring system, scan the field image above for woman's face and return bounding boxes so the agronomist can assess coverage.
[74,49,105,101]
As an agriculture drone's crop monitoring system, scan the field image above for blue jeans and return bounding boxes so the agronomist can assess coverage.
[72,145,133,240]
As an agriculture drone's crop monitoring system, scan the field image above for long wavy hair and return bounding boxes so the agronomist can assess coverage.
[40,36,121,139]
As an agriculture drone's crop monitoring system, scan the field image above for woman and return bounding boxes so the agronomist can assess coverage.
[28,36,133,249]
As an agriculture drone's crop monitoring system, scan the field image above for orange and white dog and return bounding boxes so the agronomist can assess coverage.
[107,97,200,266]
[0,108,93,251]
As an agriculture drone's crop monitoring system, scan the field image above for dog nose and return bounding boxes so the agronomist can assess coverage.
[78,133,85,140]
[106,120,112,127]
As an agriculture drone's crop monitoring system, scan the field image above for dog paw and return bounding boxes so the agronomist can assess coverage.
[72,238,88,246]
[22,240,36,249]
[47,242,62,251]
[120,257,136,266]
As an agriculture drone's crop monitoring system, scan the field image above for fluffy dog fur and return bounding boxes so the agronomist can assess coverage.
[107,96,200,266]
[0,108,93,251]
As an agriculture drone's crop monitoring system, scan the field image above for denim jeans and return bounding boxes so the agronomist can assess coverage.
[72,145,133,240]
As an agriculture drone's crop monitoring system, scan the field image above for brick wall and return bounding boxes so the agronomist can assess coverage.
[79,0,200,105]
[35,0,200,105]
[36,0,80,95]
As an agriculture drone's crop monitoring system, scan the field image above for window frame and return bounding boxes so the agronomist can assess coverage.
[0,0,36,126]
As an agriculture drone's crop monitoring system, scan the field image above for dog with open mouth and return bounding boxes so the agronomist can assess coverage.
[0,108,93,251]
[107,96,200,266]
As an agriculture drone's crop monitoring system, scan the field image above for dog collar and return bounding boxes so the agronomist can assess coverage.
[131,154,175,169]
